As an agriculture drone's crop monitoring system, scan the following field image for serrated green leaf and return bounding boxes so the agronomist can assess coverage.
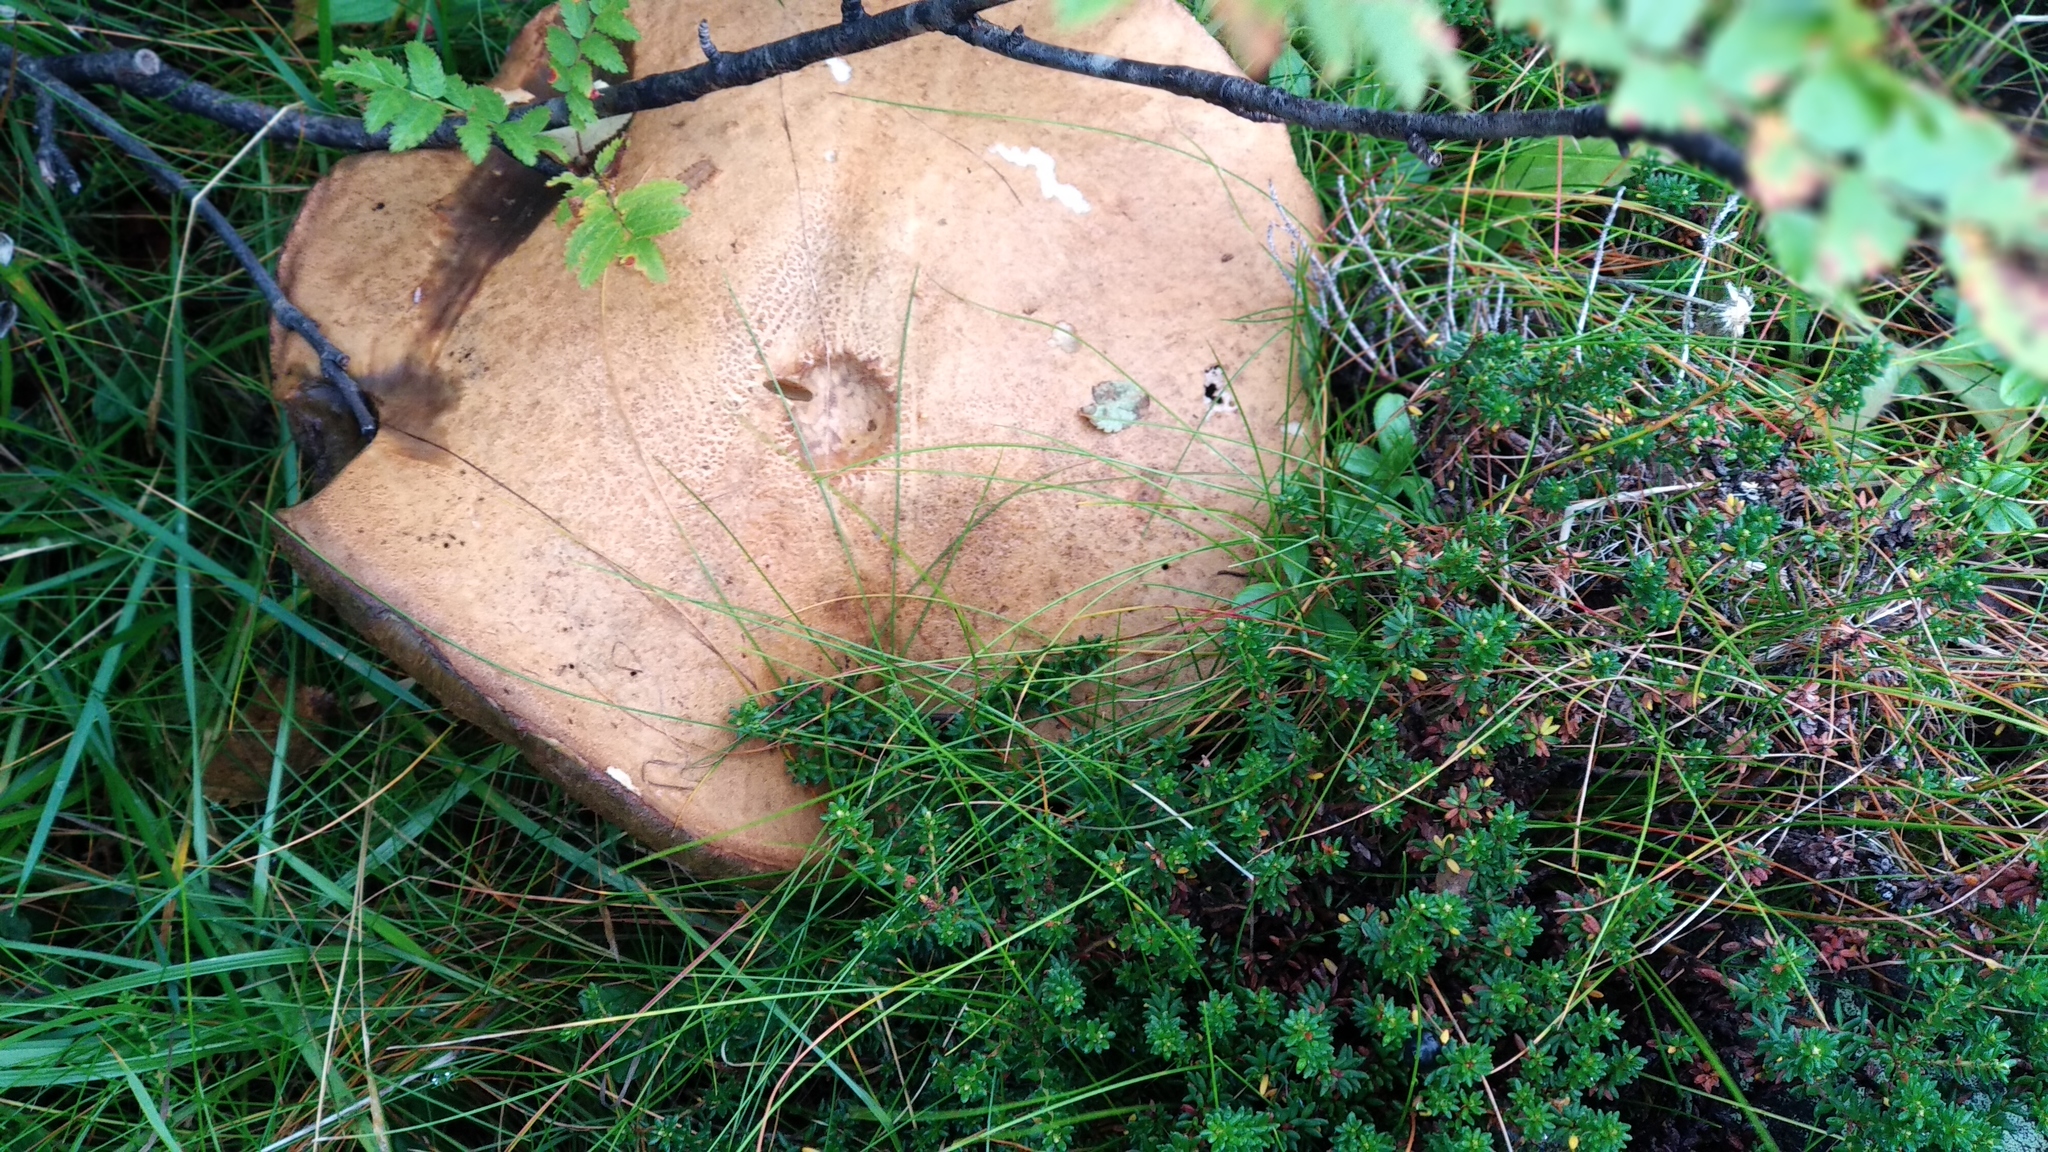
[579,30,628,76]
[1784,61,1887,156]
[559,0,594,38]
[361,86,416,135]
[593,3,640,42]
[1863,90,2014,205]
[1762,209,1820,289]
[494,107,551,166]
[1609,59,1724,132]
[1746,115,1822,211]
[1509,0,1630,71]
[563,202,625,288]
[323,48,402,93]
[1623,0,1703,54]
[464,84,508,126]
[1949,171,2048,251]
[560,61,599,130]
[403,41,446,100]
[615,181,689,239]
[1294,0,1468,106]
[456,119,495,164]
[1949,226,2048,382]
[1359,0,1469,107]
[619,236,668,283]
[1813,173,1912,288]
[385,97,445,152]
[547,25,581,71]
[1702,6,1812,103]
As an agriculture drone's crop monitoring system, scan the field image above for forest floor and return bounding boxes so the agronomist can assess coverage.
[4,2,2048,1150]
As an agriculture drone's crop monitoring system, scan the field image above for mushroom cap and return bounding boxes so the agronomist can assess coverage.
[272,0,1321,875]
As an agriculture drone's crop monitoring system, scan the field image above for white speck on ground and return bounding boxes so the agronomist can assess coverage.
[988,144,1092,215]
[605,766,641,795]
[1051,322,1079,353]
[826,58,852,83]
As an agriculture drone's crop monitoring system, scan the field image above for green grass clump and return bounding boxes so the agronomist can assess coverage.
[6,2,2048,1151]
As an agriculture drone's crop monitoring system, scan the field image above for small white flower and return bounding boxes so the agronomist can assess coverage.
[1713,283,1755,340]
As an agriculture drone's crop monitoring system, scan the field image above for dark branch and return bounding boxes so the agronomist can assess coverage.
[1,49,379,439]
[593,0,1006,117]
[32,86,82,195]
[26,2,1746,187]
[31,47,388,152]
[946,18,1749,183]
[698,21,720,62]
[30,0,1015,156]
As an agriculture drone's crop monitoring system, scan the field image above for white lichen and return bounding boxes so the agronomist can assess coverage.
[988,144,1092,215]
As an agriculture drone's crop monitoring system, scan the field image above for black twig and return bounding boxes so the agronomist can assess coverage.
[27,2,1748,187]
[945,18,1749,183]
[698,20,720,61]
[1405,132,1443,171]
[32,47,388,152]
[32,86,83,195]
[30,0,1014,155]
[2,49,378,438]
[842,0,867,23]
[593,0,1006,116]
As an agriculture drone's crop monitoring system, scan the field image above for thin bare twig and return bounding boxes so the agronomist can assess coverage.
[2,48,379,438]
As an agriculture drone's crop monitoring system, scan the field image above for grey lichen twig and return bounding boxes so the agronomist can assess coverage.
[1680,192,1746,370]
[31,85,81,195]
[3,48,379,438]
[1573,185,1627,350]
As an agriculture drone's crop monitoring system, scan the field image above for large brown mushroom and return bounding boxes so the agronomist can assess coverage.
[271,0,1321,875]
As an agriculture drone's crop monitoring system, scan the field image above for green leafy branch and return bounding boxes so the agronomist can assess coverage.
[550,0,642,132]
[551,140,690,288]
[322,4,688,288]
[1492,0,2048,379]
[321,42,565,165]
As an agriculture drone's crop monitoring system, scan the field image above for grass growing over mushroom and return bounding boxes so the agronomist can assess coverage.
[6,2,2048,1151]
